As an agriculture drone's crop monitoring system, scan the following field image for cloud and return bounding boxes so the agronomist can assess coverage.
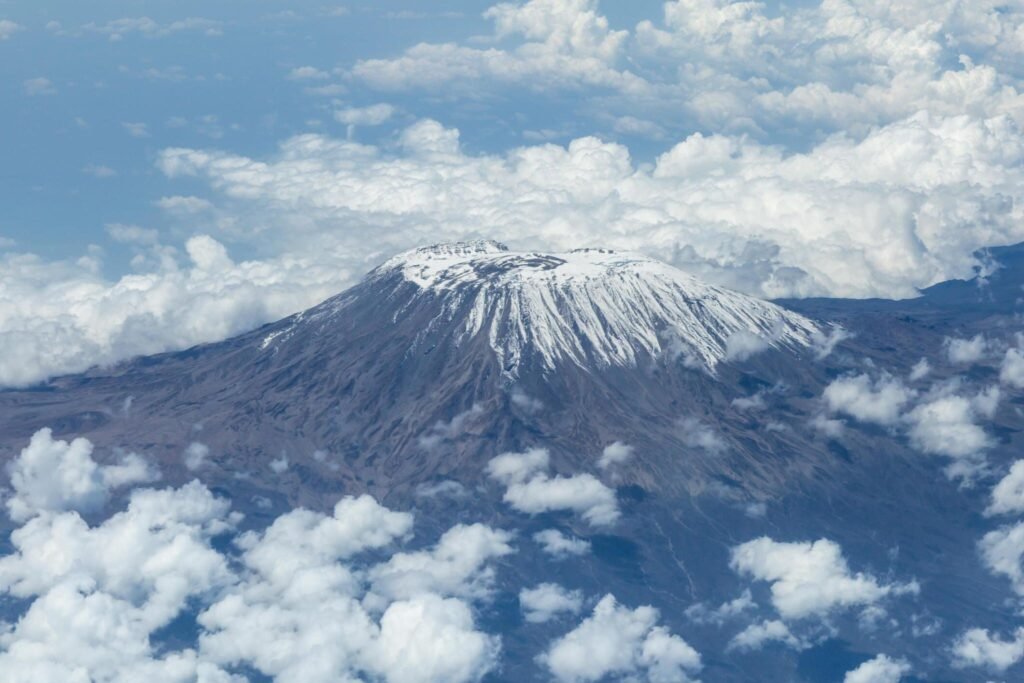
[731,391,766,411]
[157,105,1024,308]
[823,374,914,426]
[533,529,591,558]
[0,19,22,40]
[597,441,633,469]
[5,428,158,522]
[184,442,210,471]
[0,481,240,682]
[82,17,223,41]
[843,654,911,683]
[0,428,513,683]
[905,386,996,473]
[335,103,396,127]
[685,589,756,626]
[6,2,1024,391]
[1001,347,1024,388]
[519,583,584,623]
[368,523,514,600]
[539,594,702,683]
[952,627,1024,672]
[727,619,806,652]
[0,234,348,387]
[123,122,150,138]
[978,520,1024,595]
[419,404,484,451]
[352,0,639,94]
[23,77,56,96]
[288,65,329,80]
[678,417,727,454]
[986,460,1024,516]
[811,326,851,360]
[724,329,769,362]
[82,164,117,178]
[908,359,931,381]
[730,537,917,620]
[946,334,989,364]
[487,449,619,526]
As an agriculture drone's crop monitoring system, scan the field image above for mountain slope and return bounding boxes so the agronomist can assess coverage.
[2,242,1024,682]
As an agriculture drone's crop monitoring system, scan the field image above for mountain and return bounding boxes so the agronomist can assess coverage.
[2,241,1023,682]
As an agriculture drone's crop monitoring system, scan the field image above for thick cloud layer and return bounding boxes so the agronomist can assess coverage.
[4,1,1024,386]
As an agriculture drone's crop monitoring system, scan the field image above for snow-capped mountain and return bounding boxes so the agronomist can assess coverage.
[2,242,1024,682]
[267,240,818,376]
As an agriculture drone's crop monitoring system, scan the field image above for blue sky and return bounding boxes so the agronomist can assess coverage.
[2,0,1024,385]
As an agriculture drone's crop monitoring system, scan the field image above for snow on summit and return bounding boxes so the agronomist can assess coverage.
[370,241,819,374]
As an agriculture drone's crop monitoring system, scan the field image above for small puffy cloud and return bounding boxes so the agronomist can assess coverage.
[810,413,845,438]
[122,121,150,138]
[811,326,851,360]
[106,223,158,245]
[986,460,1024,516]
[269,456,288,473]
[908,359,931,382]
[184,442,210,471]
[539,594,702,683]
[843,654,911,683]
[23,77,56,96]
[510,388,544,413]
[1001,347,1024,388]
[731,391,766,411]
[686,589,756,626]
[487,447,550,484]
[978,521,1024,595]
[678,417,727,454]
[597,441,633,469]
[723,331,770,366]
[288,65,329,80]
[946,335,989,364]
[335,103,396,127]
[487,448,620,526]
[823,374,914,426]
[724,329,769,362]
[952,627,1024,672]
[727,619,805,652]
[419,404,483,451]
[730,537,917,620]
[520,583,584,623]
[5,428,158,522]
[366,595,501,683]
[0,19,22,40]
[905,388,995,473]
[82,164,117,178]
[369,523,513,601]
[533,529,591,558]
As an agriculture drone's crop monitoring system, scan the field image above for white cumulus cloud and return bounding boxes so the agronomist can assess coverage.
[729,537,917,620]
[539,594,702,683]
[487,448,620,526]
[5,428,158,522]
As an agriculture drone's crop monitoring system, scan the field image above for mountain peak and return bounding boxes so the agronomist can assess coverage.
[360,242,819,375]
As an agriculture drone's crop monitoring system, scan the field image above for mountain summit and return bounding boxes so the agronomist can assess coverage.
[277,240,819,376]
